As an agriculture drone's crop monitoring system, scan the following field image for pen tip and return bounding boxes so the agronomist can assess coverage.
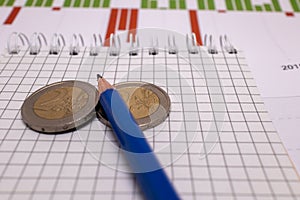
[97,74,102,80]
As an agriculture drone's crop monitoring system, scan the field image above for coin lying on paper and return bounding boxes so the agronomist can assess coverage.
[97,82,171,130]
[21,80,98,133]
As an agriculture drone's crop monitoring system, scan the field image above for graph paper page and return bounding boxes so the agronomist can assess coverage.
[0,45,300,200]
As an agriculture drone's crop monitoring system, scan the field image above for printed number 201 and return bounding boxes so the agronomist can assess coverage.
[282,64,300,71]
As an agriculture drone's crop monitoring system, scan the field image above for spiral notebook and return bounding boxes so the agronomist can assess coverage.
[0,31,300,200]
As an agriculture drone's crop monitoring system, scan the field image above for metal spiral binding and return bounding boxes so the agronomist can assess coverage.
[6,32,238,57]
[168,35,177,54]
[204,34,218,54]
[109,34,120,56]
[186,33,198,54]
[49,33,65,55]
[7,32,29,54]
[29,32,47,55]
[129,33,139,56]
[69,34,84,55]
[220,35,237,54]
[90,34,102,56]
[149,37,158,55]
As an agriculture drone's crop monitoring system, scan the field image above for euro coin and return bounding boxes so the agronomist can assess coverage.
[97,82,171,130]
[21,80,98,133]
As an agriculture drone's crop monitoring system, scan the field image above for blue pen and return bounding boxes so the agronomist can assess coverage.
[97,75,180,200]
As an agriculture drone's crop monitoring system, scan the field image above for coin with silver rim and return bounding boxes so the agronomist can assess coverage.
[97,81,171,130]
[21,80,98,133]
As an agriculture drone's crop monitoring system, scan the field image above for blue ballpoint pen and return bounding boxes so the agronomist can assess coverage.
[97,74,180,200]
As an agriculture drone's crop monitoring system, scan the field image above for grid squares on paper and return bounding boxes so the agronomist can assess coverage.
[0,46,300,200]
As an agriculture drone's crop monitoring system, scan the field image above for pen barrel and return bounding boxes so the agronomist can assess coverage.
[100,89,180,200]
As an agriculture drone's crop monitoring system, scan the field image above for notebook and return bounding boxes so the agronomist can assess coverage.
[0,30,300,200]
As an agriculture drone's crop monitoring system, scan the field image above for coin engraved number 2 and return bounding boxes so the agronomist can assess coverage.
[282,64,300,71]
[33,87,89,120]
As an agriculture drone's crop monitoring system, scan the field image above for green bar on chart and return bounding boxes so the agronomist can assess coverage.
[45,0,53,7]
[198,0,205,10]
[272,0,281,11]
[63,0,71,7]
[150,0,157,8]
[255,5,262,11]
[93,0,100,7]
[35,0,44,7]
[141,0,148,8]
[179,0,186,9]
[83,0,90,7]
[6,0,15,6]
[290,0,299,11]
[25,0,34,6]
[207,0,215,10]
[235,0,243,10]
[264,3,272,11]
[102,0,109,7]
[74,0,81,7]
[0,0,5,6]
[244,0,253,11]
[225,0,234,10]
[170,0,176,9]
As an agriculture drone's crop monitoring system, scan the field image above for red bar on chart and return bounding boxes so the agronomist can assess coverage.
[52,7,61,11]
[118,9,128,30]
[127,9,138,42]
[104,8,118,46]
[4,7,21,25]
[285,12,294,17]
[189,10,203,46]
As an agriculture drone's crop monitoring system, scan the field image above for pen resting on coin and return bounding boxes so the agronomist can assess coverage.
[96,74,180,200]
